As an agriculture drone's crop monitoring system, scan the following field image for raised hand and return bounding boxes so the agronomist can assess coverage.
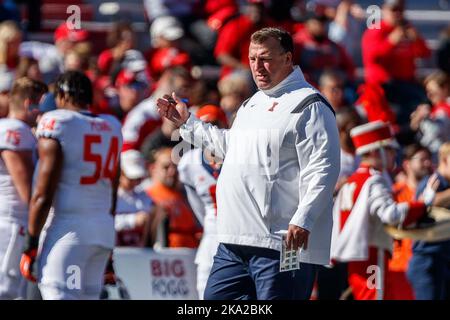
[156,92,190,128]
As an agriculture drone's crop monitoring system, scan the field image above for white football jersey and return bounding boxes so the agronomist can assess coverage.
[178,148,219,236]
[36,109,123,247]
[0,118,36,223]
[121,97,161,151]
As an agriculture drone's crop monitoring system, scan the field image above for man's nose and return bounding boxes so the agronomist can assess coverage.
[423,159,432,167]
[254,57,264,69]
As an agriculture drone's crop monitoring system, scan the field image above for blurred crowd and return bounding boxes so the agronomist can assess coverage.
[0,0,449,300]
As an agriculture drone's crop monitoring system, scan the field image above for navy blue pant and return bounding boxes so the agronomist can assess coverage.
[204,243,316,300]
[407,253,450,300]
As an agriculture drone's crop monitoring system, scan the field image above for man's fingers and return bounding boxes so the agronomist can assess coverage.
[432,179,440,191]
[429,174,440,191]
[286,228,300,251]
[303,234,308,250]
[156,98,170,110]
[172,91,180,104]
[290,235,297,251]
[285,232,292,250]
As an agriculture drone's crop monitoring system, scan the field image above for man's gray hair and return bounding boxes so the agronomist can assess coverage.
[250,27,294,54]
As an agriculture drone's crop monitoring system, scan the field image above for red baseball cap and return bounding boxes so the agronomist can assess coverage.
[115,69,138,87]
[196,104,228,127]
[54,22,89,43]
[115,69,149,88]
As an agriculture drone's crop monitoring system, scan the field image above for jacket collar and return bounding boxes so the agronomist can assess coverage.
[261,65,309,98]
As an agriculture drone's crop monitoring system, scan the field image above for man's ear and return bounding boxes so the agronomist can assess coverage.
[23,98,37,113]
[54,93,66,109]
[285,51,293,64]
[23,98,31,109]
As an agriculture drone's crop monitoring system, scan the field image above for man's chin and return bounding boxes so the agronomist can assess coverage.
[257,82,273,90]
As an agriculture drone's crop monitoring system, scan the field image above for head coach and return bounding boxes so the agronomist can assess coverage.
[157,27,340,300]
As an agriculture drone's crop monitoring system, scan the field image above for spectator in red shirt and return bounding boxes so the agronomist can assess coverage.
[147,16,191,81]
[293,10,355,86]
[362,0,431,133]
[97,21,136,77]
[204,0,239,33]
[361,0,430,85]
[214,0,272,78]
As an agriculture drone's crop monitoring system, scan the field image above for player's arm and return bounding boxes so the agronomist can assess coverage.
[1,150,34,203]
[28,138,63,237]
[21,138,62,282]
[370,175,426,227]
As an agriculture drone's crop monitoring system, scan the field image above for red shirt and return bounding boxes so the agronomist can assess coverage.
[362,20,431,84]
[293,29,355,86]
[146,47,191,81]
[431,100,450,118]
[97,49,115,75]
[214,15,262,77]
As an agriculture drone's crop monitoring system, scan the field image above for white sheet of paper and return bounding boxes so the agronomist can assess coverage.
[275,230,300,272]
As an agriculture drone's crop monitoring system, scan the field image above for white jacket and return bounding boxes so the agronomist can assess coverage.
[179,66,340,265]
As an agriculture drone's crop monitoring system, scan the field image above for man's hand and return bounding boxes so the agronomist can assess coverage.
[410,103,431,130]
[20,233,39,282]
[388,26,406,45]
[286,224,310,251]
[156,92,190,128]
[419,173,440,206]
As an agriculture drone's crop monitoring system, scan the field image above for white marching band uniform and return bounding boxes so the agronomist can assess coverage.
[331,121,426,300]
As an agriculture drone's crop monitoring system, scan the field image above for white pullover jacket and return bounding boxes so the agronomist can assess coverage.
[180,66,340,265]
